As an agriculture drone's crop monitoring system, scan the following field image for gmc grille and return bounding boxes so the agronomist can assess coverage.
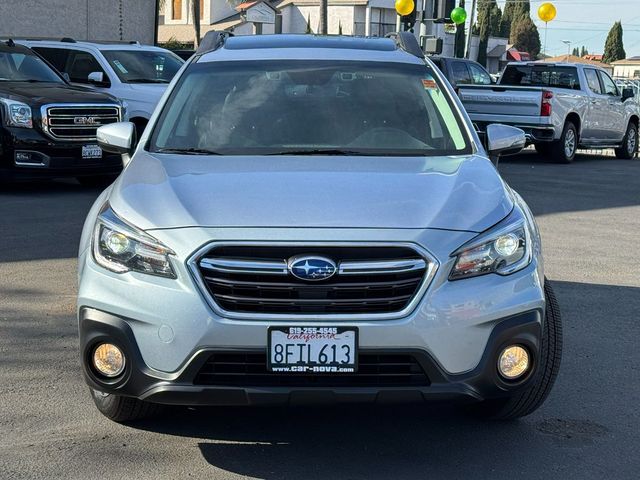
[42,105,121,141]
[194,352,431,387]
[193,244,433,316]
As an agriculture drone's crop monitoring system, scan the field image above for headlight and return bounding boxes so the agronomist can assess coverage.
[449,207,533,280]
[92,204,176,278]
[0,98,33,128]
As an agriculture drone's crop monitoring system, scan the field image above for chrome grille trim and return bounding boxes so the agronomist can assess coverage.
[199,257,427,276]
[200,258,288,275]
[188,242,439,321]
[40,103,122,141]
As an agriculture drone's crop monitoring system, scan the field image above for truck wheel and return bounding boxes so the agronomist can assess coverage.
[90,388,162,423]
[551,122,577,163]
[466,279,563,420]
[614,122,638,159]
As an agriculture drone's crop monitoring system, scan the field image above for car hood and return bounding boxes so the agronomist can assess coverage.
[110,152,513,233]
[0,82,118,106]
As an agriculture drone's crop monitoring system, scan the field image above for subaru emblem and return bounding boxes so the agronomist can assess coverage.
[288,255,337,281]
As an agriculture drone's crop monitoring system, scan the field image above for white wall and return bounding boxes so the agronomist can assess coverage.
[614,65,640,79]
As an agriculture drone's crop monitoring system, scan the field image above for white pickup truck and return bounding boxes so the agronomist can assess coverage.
[459,62,639,162]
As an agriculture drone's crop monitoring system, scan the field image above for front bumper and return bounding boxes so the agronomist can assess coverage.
[80,307,542,405]
[0,127,121,180]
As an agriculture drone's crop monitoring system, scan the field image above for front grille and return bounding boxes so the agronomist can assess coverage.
[195,245,430,315]
[194,352,430,387]
[43,105,121,140]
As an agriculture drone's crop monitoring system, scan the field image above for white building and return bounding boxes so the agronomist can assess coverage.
[157,0,509,74]
[612,57,640,79]
[158,0,417,43]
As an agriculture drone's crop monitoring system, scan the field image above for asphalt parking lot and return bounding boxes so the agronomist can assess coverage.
[1,151,639,479]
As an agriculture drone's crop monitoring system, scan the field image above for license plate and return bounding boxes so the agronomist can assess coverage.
[268,326,358,373]
[82,144,102,159]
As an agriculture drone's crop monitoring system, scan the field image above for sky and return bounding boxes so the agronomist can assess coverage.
[493,0,640,58]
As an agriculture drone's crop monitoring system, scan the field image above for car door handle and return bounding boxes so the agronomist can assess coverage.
[590,100,597,104]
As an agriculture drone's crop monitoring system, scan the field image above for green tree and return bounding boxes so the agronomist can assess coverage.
[572,47,579,56]
[580,46,589,57]
[510,15,541,59]
[476,0,502,66]
[455,0,466,58]
[500,0,529,38]
[603,21,626,63]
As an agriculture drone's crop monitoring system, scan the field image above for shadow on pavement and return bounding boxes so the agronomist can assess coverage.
[0,179,103,263]
[499,151,640,217]
[122,279,639,479]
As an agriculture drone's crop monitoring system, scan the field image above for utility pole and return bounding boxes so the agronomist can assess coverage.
[464,0,477,59]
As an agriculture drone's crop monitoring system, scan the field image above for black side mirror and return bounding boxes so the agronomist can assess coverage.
[622,87,635,101]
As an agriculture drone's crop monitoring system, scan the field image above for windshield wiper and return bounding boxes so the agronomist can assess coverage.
[265,148,370,156]
[127,78,169,84]
[154,147,223,155]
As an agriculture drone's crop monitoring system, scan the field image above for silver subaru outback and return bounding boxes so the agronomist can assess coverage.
[78,32,562,422]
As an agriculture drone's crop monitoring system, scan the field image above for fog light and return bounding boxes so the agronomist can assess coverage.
[92,343,125,377]
[498,345,529,380]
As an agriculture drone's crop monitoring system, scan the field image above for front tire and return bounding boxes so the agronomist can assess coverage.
[90,388,162,423]
[551,122,578,163]
[468,279,563,420]
[614,122,638,159]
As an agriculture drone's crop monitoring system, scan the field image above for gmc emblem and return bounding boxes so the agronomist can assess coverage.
[73,116,99,125]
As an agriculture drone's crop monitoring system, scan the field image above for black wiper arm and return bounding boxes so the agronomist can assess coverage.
[265,148,368,156]
[127,78,170,83]
[155,148,223,155]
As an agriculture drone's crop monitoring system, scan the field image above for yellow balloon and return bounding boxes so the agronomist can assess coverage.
[395,0,415,16]
[538,2,557,23]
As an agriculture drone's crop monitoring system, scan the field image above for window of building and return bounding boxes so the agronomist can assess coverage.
[172,0,182,20]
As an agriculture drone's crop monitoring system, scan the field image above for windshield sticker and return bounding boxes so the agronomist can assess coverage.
[422,78,438,90]
[113,60,128,74]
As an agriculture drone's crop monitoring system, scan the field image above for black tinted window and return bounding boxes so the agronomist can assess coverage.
[468,63,492,85]
[501,65,580,90]
[32,47,70,73]
[0,50,63,83]
[451,62,471,85]
[68,51,107,84]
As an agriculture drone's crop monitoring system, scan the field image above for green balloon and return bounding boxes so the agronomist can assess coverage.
[450,7,467,25]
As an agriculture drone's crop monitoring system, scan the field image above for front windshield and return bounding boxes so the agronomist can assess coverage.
[0,50,63,83]
[101,50,183,84]
[149,60,472,156]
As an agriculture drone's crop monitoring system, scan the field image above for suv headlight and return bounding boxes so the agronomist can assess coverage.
[0,98,33,128]
[92,204,176,278]
[449,206,533,280]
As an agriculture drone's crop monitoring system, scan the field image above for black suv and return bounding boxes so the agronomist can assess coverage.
[0,40,123,184]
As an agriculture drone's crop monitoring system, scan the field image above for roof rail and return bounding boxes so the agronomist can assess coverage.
[5,39,15,47]
[385,32,424,59]
[61,37,77,43]
[129,40,140,45]
[196,31,234,56]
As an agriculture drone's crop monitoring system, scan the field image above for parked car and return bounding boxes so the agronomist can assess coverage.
[459,62,639,163]
[0,40,124,184]
[78,32,562,423]
[430,56,493,92]
[19,39,184,137]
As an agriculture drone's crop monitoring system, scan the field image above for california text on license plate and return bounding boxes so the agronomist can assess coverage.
[268,326,358,373]
[82,144,102,159]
